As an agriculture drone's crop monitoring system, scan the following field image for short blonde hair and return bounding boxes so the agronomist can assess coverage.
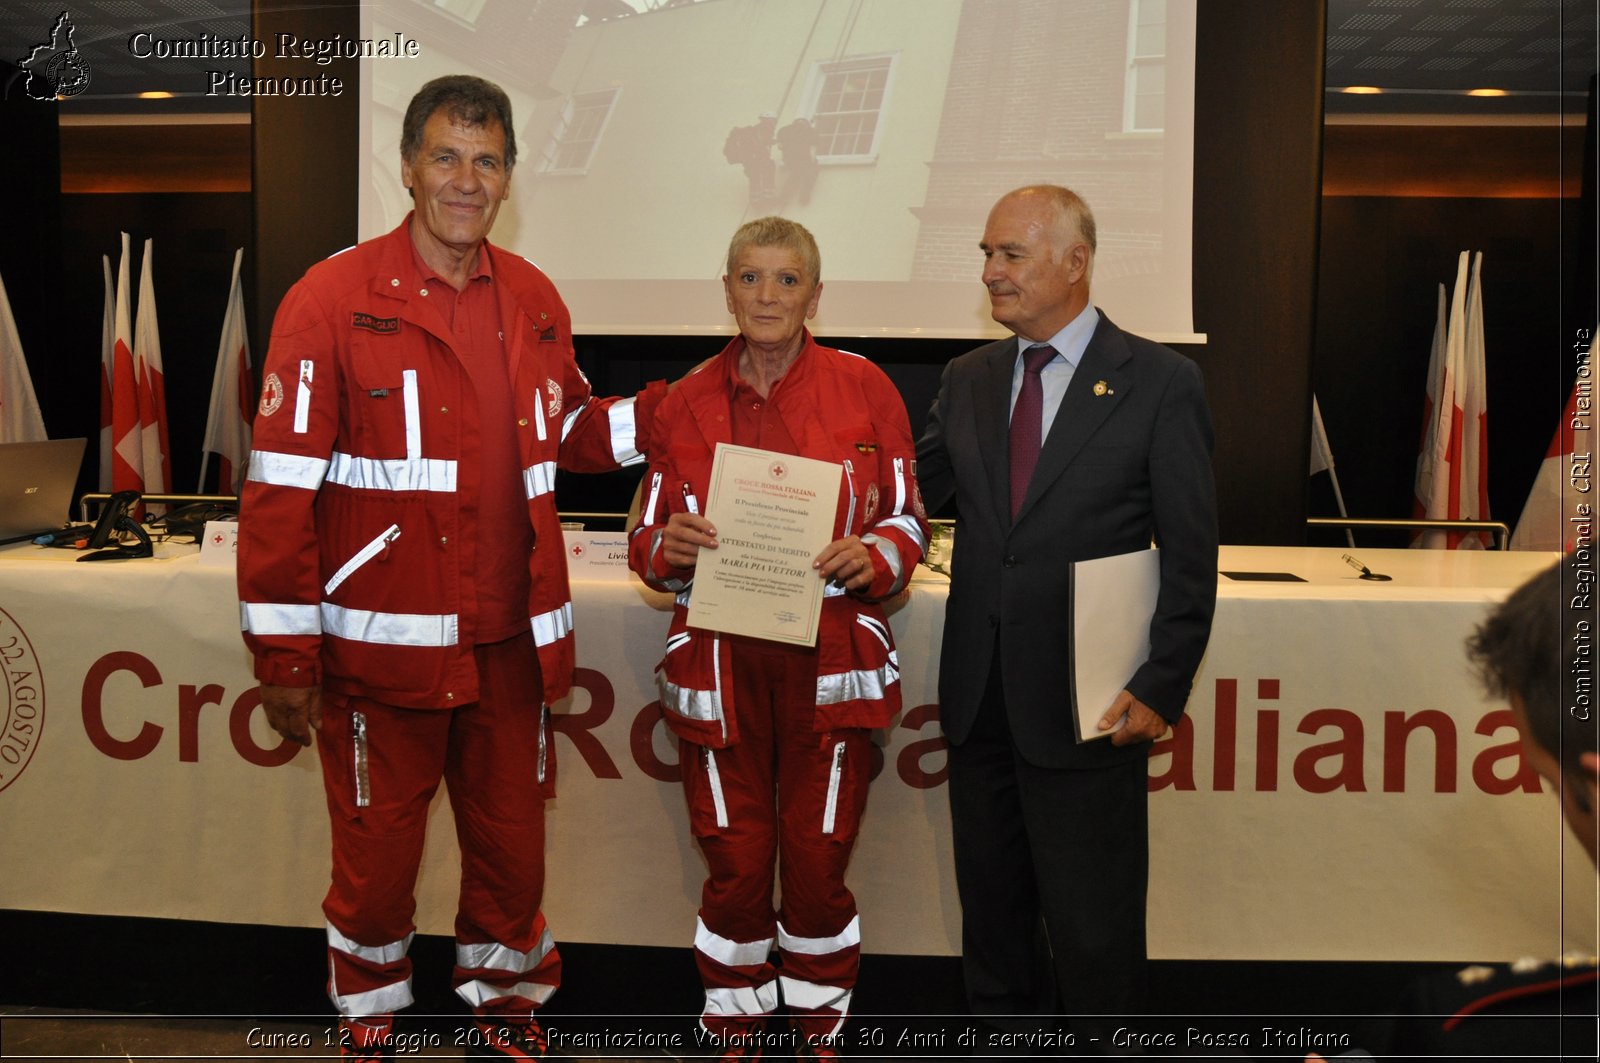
[725,216,822,285]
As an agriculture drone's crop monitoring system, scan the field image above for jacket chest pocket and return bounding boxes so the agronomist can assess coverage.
[348,337,419,458]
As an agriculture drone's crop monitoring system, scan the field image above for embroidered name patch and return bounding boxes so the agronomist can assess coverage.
[352,312,399,334]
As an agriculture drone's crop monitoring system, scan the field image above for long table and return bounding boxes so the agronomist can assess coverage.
[0,542,1590,962]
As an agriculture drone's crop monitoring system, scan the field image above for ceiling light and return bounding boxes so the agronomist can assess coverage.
[1467,88,1509,97]
[138,91,176,99]
[1340,86,1383,95]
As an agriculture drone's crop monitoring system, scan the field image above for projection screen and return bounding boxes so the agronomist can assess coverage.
[359,0,1199,342]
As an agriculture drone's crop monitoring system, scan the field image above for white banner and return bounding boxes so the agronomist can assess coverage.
[0,544,1589,963]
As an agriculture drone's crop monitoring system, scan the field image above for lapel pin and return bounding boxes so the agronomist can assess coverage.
[1093,380,1113,397]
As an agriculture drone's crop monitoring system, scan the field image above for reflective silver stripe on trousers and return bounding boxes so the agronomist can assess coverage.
[248,450,330,490]
[455,977,558,1008]
[321,603,459,646]
[326,922,415,1017]
[240,601,321,635]
[777,916,861,955]
[325,452,457,493]
[703,983,780,1018]
[456,926,556,976]
[530,603,573,647]
[815,655,897,706]
[704,748,729,829]
[522,460,557,500]
[821,741,845,834]
[777,977,852,1025]
[695,917,774,968]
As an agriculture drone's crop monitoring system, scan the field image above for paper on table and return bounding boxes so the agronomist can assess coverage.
[686,443,843,646]
[1071,547,1160,742]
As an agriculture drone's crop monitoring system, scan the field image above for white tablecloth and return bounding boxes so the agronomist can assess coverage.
[0,542,1590,962]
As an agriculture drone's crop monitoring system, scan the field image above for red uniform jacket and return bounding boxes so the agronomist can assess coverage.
[629,333,929,747]
[238,218,663,709]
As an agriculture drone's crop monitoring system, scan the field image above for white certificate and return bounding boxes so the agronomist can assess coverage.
[685,443,843,646]
[1071,547,1160,742]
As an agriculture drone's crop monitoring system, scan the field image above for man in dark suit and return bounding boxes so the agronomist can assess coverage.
[915,185,1218,1038]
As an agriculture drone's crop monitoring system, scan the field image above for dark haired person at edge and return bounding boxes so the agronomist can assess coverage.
[629,217,929,1060]
[1307,558,1599,1062]
[238,75,669,1061]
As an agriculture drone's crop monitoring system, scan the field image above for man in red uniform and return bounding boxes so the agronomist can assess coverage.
[238,75,665,1061]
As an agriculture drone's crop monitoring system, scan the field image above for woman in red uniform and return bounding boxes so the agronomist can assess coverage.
[629,218,928,1060]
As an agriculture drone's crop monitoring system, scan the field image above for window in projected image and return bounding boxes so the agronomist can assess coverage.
[361,0,1199,342]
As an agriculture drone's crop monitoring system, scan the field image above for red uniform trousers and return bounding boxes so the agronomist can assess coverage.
[681,635,874,1042]
[315,634,561,1021]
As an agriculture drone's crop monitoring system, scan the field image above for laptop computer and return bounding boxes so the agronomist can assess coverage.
[0,438,88,545]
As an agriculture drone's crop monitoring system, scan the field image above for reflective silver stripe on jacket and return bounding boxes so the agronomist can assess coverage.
[248,450,330,491]
[658,675,723,722]
[841,459,857,534]
[875,512,928,553]
[294,360,313,435]
[523,460,557,501]
[649,529,689,593]
[856,613,891,650]
[892,455,908,515]
[321,603,458,646]
[325,452,456,493]
[324,524,400,596]
[401,369,422,458]
[604,395,644,465]
[863,533,902,585]
[530,603,574,647]
[815,655,898,706]
[240,602,321,635]
[642,471,664,525]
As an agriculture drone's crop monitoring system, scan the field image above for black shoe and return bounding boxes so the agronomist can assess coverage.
[338,1016,395,1062]
[466,1017,553,1060]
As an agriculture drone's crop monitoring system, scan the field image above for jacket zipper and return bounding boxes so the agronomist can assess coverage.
[841,459,857,535]
[324,524,401,596]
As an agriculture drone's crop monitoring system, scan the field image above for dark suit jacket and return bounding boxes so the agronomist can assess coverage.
[916,311,1218,769]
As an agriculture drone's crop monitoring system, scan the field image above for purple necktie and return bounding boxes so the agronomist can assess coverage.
[1009,343,1057,519]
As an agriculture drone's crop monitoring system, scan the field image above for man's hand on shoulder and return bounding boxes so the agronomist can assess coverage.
[1099,690,1168,746]
[261,683,324,747]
